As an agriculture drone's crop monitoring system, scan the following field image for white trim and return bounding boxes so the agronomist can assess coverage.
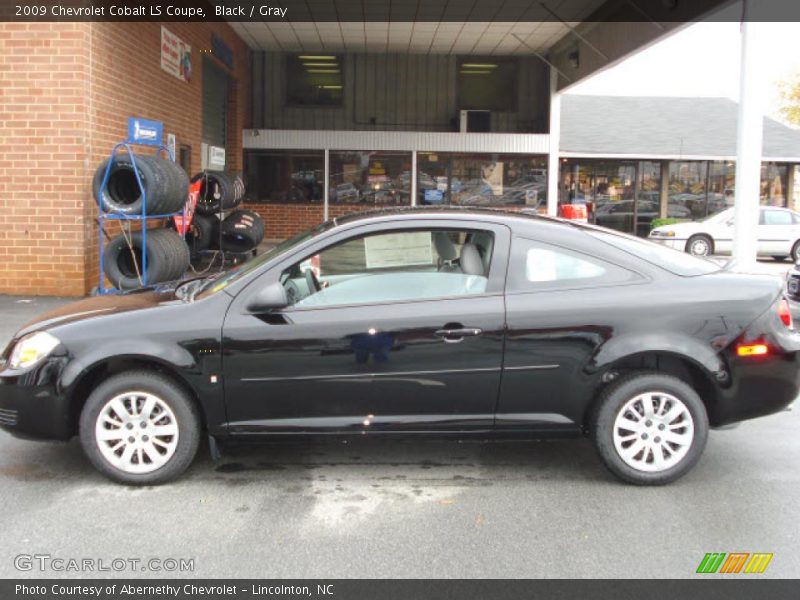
[323,148,329,221]
[547,68,561,217]
[243,129,550,154]
[411,149,417,207]
[559,151,800,162]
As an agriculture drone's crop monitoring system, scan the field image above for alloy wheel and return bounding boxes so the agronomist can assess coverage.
[612,391,695,473]
[690,238,710,256]
[94,392,179,474]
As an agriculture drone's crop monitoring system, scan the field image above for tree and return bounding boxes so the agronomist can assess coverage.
[778,75,800,127]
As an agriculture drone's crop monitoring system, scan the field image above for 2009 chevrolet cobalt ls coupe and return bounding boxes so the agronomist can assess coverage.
[1,208,798,485]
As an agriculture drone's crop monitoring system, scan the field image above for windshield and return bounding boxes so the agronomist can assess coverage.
[587,228,721,277]
[702,208,734,224]
[195,220,335,298]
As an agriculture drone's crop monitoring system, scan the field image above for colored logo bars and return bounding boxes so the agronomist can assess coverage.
[696,552,773,574]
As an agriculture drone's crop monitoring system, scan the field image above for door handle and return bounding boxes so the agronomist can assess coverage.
[434,327,482,343]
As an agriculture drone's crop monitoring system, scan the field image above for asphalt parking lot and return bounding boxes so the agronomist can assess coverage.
[1,259,799,579]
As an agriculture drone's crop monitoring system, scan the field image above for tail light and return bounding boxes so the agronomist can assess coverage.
[736,343,769,357]
[778,297,793,329]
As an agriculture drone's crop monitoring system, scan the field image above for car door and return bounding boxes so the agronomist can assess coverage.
[496,235,646,432]
[221,220,510,435]
[757,209,795,255]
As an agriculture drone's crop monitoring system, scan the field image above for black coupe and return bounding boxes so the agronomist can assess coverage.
[1,208,798,485]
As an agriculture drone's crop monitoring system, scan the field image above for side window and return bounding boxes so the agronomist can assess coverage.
[762,210,792,226]
[281,228,494,308]
[508,237,640,292]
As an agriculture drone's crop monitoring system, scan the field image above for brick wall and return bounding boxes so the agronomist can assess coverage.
[0,23,91,296]
[0,21,250,297]
[244,202,394,240]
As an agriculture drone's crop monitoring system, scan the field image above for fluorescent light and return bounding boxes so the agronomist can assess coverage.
[298,55,337,60]
[460,70,492,75]
[307,69,340,74]
[319,85,342,89]
[461,63,497,68]
[302,62,339,67]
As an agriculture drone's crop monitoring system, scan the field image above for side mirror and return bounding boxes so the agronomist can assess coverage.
[246,281,288,313]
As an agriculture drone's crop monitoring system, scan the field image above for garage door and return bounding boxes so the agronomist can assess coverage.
[202,57,228,170]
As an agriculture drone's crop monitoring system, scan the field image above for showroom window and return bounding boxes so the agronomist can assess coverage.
[416,152,547,208]
[329,151,412,206]
[280,228,493,308]
[668,161,708,220]
[244,150,324,203]
[761,162,788,207]
[707,161,736,217]
[286,54,343,107]
[457,57,518,111]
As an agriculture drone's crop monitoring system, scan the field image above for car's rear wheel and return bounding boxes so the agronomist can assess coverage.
[79,371,200,485]
[686,234,713,257]
[591,372,708,485]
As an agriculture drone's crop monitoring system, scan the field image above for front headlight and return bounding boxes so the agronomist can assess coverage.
[7,331,60,369]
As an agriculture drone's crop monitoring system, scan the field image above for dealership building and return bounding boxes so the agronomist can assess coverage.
[0,0,776,297]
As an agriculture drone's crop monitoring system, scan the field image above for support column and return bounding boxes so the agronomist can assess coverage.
[411,150,418,207]
[659,160,670,218]
[732,20,766,269]
[323,148,330,221]
[547,67,561,216]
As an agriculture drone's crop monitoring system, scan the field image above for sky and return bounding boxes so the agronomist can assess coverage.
[567,17,800,125]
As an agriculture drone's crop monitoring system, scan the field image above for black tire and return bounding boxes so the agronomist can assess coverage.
[79,370,201,485]
[685,234,713,257]
[102,229,188,289]
[792,241,800,263]
[218,209,264,253]
[164,161,190,214]
[772,256,789,262]
[93,155,187,215]
[103,230,166,290]
[590,372,709,485]
[152,228,190,281]
[167,213,219,253]
[193,171,246,215]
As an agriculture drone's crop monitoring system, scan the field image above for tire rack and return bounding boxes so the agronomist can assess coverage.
[192,170,257,273]
[95,142,187,295]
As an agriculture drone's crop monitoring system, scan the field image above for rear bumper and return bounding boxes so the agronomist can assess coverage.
[712,305,800,427]
[0,357,72,441]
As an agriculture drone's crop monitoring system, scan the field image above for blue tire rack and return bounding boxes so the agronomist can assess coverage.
[95,142,186,295]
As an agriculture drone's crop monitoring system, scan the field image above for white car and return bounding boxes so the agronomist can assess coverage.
[649,206,800,261]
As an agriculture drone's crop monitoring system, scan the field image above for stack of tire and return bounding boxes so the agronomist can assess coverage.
[182,171,264,256]
[93,154,190,290]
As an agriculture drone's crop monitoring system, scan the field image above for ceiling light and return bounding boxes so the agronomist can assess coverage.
[460,70,492,75]
[307,69,340,74]
[302,62,339,67]
[461,63,497,68]
[298,55,337,60]
[319,85,342,89]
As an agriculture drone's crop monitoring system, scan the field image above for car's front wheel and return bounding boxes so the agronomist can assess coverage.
[686,234,713,257]
[79,370,201,485]
[591,372,708,485]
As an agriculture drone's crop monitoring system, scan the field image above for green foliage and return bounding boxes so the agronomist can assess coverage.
[778,75,800,127]
[650,218,680,230]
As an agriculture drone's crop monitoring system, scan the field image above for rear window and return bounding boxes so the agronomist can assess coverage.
[586,229,720,276]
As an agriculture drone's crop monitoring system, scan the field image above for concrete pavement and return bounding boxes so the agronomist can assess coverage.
[0,259,798,579]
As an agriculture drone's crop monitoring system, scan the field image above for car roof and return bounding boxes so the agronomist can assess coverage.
[330,205,562,228]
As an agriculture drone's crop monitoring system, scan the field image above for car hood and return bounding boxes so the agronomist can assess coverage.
[14,285,184,339]
[651,221,706,236]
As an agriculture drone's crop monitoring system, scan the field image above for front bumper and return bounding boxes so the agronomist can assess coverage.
[648,236,686,251]
[0,357,72,440]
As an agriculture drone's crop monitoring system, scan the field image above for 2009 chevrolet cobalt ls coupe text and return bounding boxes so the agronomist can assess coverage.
[1,208,798,485]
